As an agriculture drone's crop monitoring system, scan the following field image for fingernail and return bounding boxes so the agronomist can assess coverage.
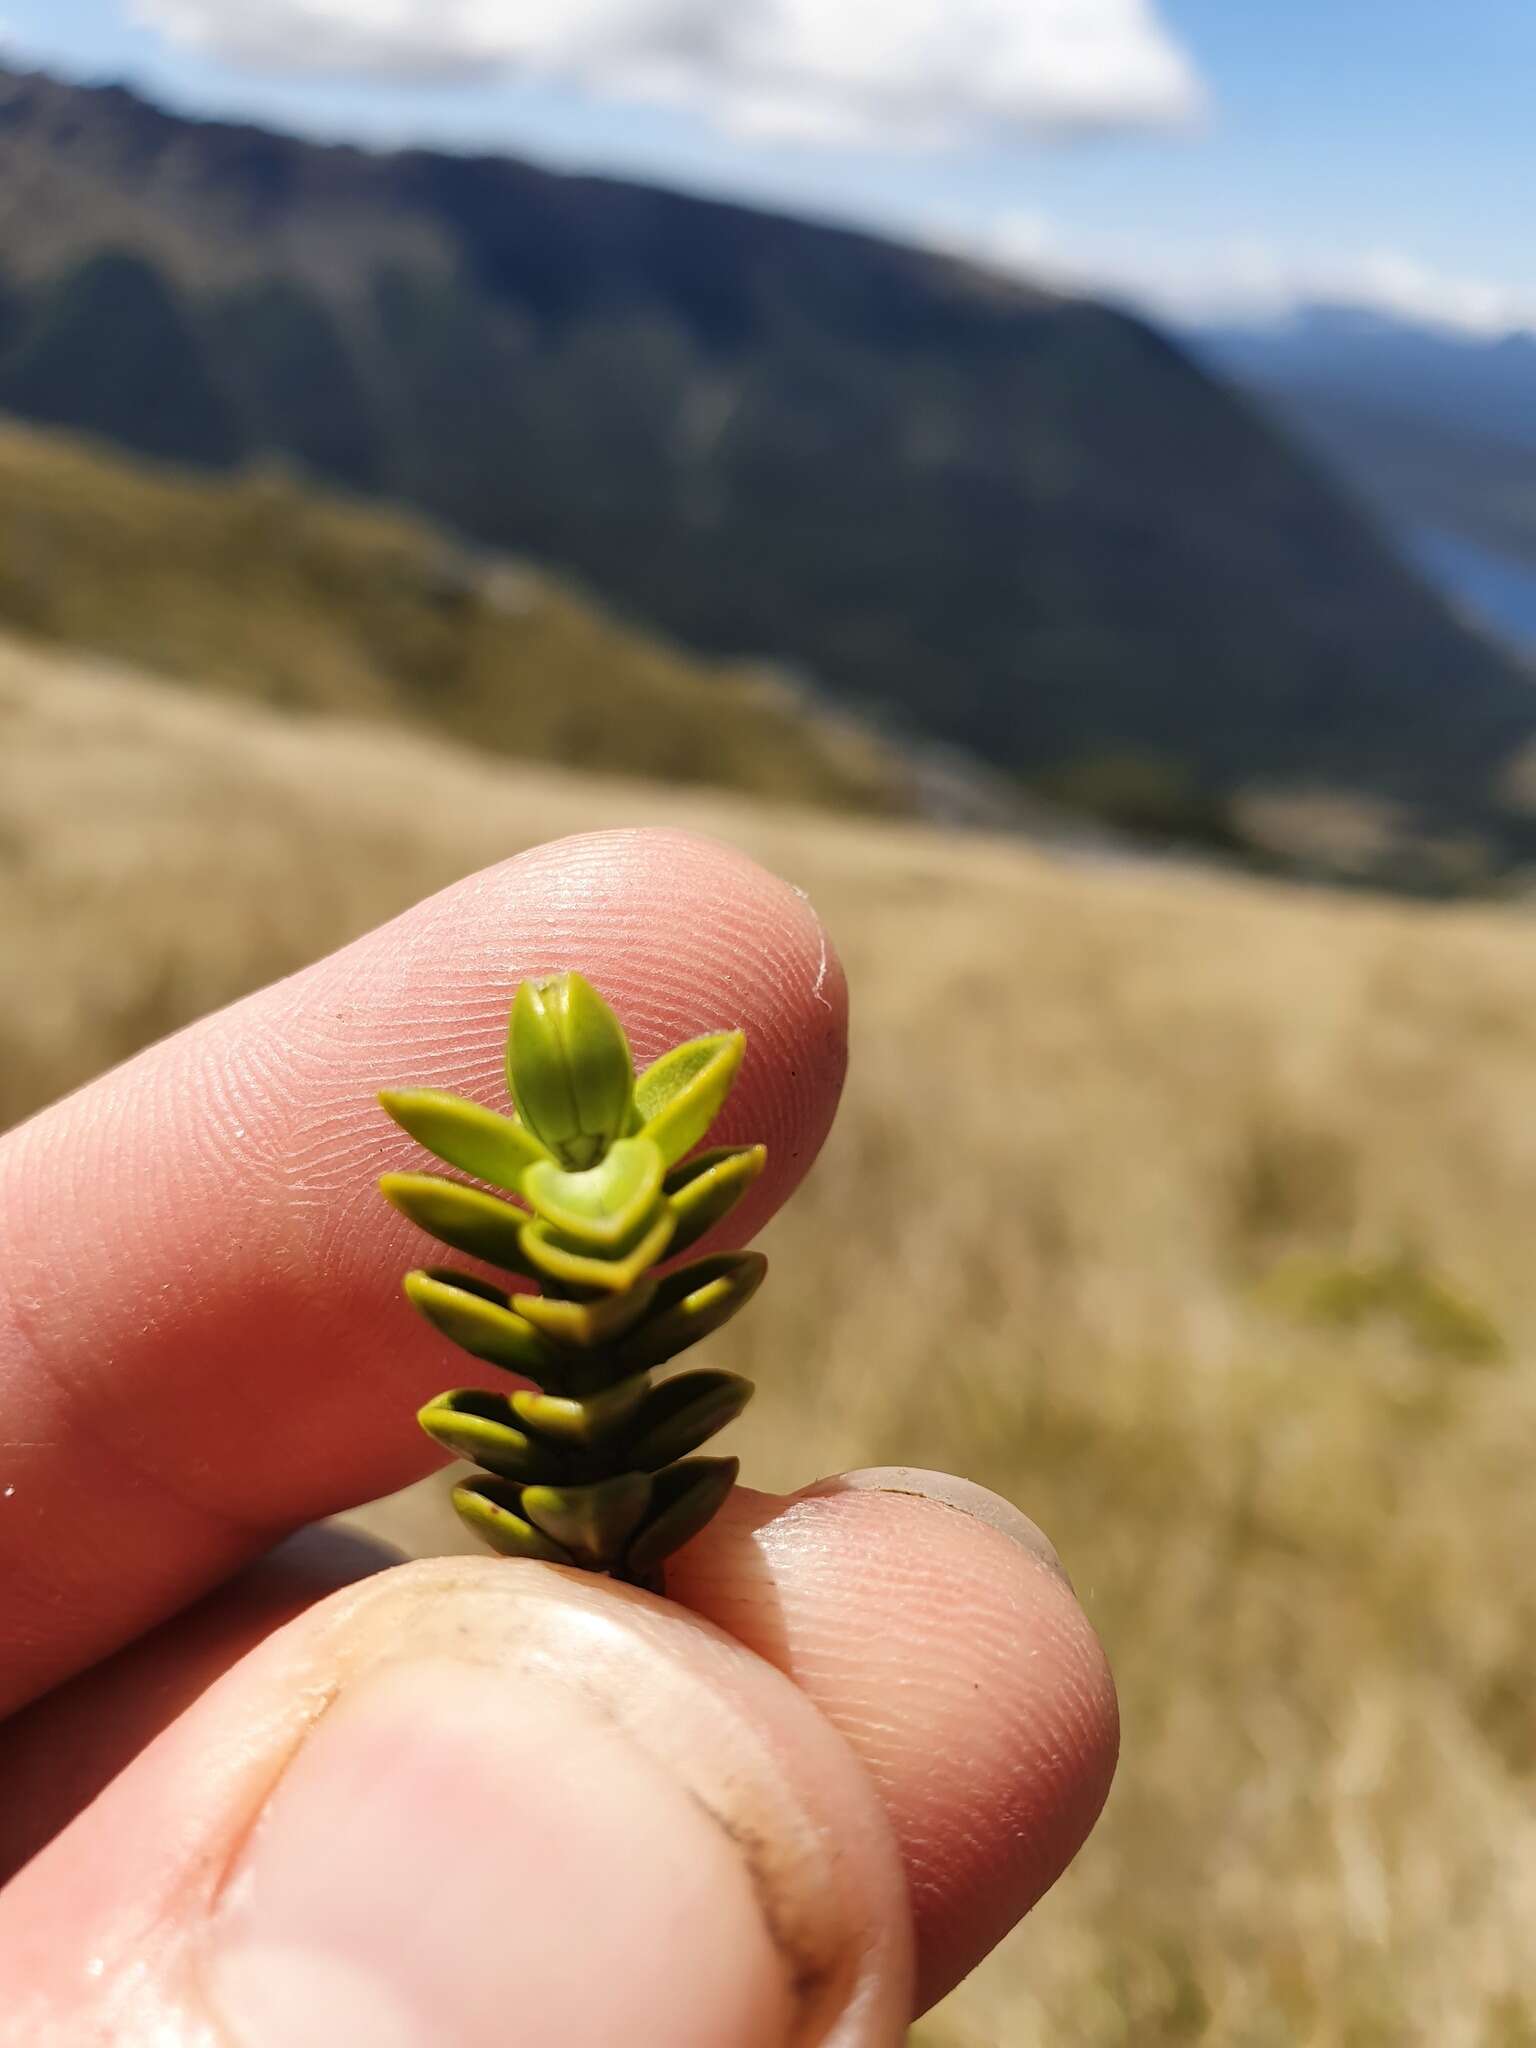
[204,1656,796,2048]
[809,1467,1073,1587]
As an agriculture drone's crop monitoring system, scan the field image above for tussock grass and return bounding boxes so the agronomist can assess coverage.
[5,636,1536,2043]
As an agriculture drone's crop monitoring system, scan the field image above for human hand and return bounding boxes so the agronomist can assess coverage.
[0,830,1118,2044]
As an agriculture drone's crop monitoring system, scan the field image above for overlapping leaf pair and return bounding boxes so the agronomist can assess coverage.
[379,971,765,1583]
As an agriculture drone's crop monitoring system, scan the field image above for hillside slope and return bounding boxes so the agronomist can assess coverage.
[5,632,1536,2042]
[2,62,1533,855]
[0,418,909,815]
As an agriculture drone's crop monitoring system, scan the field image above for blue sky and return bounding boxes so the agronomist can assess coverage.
[4,0,1534,333]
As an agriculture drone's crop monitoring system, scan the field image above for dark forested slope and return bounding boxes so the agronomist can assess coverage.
[3,62,1532,853]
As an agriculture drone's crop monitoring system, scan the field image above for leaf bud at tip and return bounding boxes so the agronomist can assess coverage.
[507,971,636,1171]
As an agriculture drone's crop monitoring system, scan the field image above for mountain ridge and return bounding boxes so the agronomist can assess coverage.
[3,60,1535,873]
[1195,304,1536,451]
[1194,305,1536,579]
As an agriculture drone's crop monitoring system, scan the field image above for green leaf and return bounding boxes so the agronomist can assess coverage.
[665,1146,766,1256]
[380,989,769,1582]
[507,972,636,1171]
[519,1208,675,1295]
[418,1389,562,1483]
[378,1088,549,1193]
[403,1270,559,1379]
[625,1458,739,1578]
[418,1265,508,1305]
[634,1032,746,1168]
[663,1146,755,1194]
[511,1371,651,1449]
[521,1473,654,1569]
[452,1478,574,1564]
[523,1136,665,1247]
[627,1370,754,1471]
[511,1280,657,1352]
[381,1173,537,1277]
[610,1252,768,1374]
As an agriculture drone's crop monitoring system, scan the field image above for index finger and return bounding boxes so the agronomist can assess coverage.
[0,829,846,1714]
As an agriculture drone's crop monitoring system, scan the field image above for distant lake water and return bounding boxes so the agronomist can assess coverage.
[1406,525,1536,653]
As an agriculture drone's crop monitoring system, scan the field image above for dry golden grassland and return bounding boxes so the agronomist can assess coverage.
[5,634,1536,2045]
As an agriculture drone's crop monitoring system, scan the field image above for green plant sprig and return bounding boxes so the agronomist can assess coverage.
[378,971,766,1584]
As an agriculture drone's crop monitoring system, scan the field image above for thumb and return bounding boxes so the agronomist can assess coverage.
[0,1560,911,2048]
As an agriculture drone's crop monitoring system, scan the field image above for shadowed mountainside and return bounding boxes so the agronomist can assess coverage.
[1195,310,1536,594]
[0,418,911,815]
[2,62,1535,868]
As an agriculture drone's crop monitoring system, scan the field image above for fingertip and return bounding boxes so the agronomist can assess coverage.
[667,1478,1120,2010]
[484,829,847,1230]
[353,828,844,1240]
[0,826,849,1710]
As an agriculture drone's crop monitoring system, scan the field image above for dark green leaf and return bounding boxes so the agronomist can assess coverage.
[419,1265,508,1306]
[511,1280,657,1352]
[521,1472,653,1569]
[452,1477,574,1564]
[627,1370,754,1470]
[511,1371,650,1449]
[418,1389,563,1482]
[625,1458,740,1578]
[610,1253,768,1373]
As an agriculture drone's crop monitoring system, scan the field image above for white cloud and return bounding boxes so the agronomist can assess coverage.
[1324,250,1536,339]
[130,0,1204,148]
[957,212,1536,338]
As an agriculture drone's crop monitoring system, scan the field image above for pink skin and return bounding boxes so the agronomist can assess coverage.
[0,830,1118,2036]
[673,1484,1119,2011]
[0,829,846,1712]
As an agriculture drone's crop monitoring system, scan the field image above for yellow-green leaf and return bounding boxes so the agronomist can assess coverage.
[381,1173,536,1277]
[378,1088,548,1192]
[524,1136,665,1246]
[403,1270,558,1378]
[665,1145,766,1256]
[519,1208,675,1294]
[634,1032,745,1168]
[507,972,635,1171]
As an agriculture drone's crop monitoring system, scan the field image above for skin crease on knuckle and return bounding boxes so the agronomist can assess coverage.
[0,1560,914,2048]
[0,1489,1119,2041]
